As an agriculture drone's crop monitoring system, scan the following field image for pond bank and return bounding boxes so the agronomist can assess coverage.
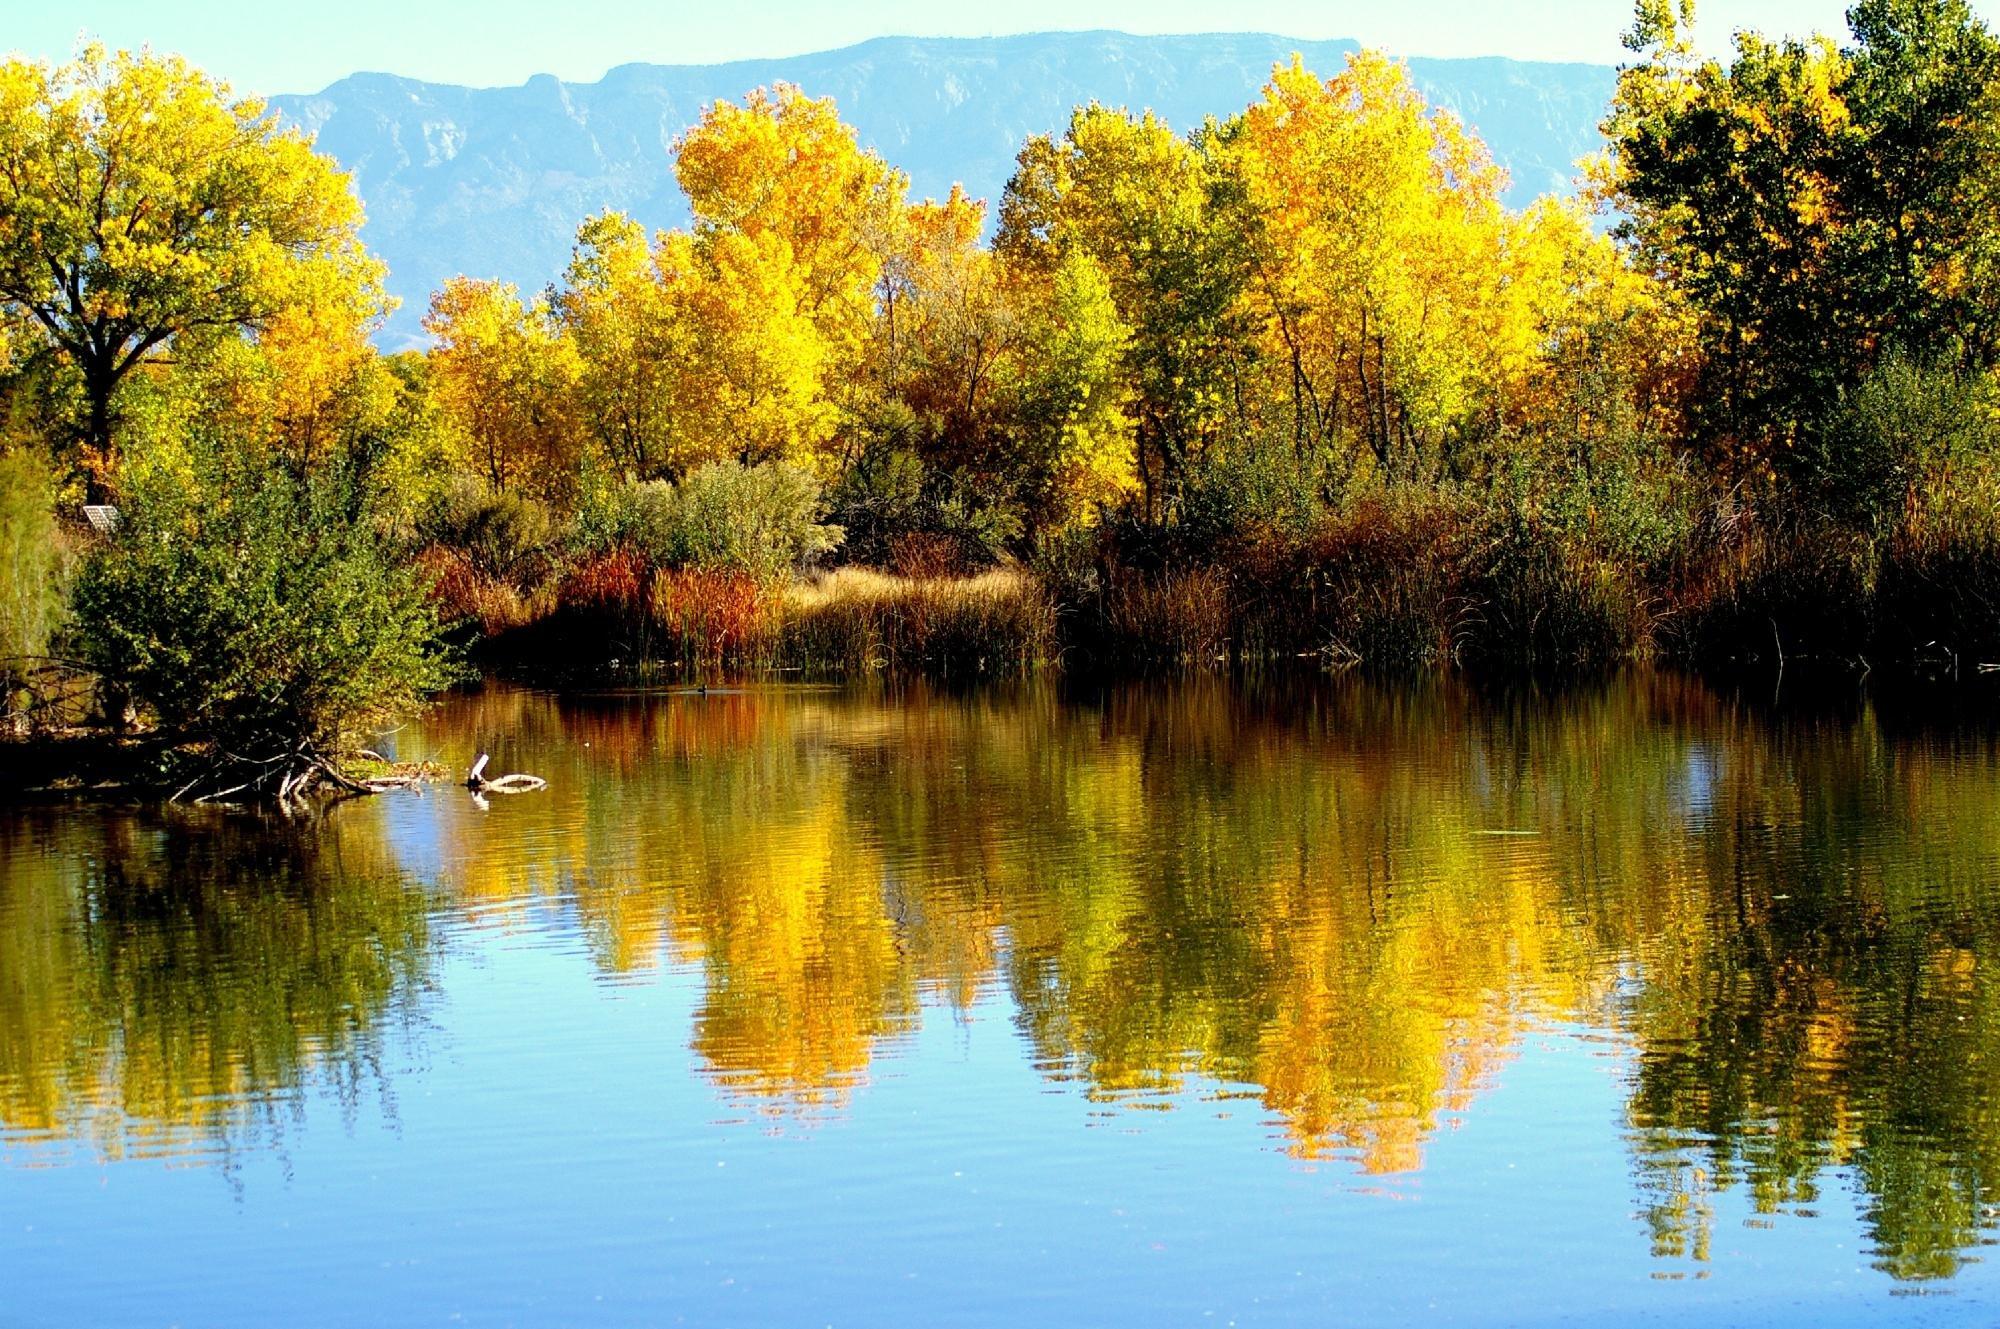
[0,730,445,803]
[0,730,172,799]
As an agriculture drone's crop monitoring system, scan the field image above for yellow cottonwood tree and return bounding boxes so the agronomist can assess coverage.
[885,187,1010,459]
[1505,200,1697,460]
[1222,52,1516,474]
[554,210,676,478]
[165,246,397,474]
[998,104,1250,515]
[0,46,376,494]
[1003,246,1135,525]
[551,212,831,477]
[649,228,831,472]
[675,83,906,367]
[423,277,581,498]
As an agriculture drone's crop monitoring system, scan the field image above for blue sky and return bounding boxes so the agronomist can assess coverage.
[8,0,1999,93]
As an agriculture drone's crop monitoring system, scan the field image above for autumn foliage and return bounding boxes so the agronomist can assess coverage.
[9,4,2000,693]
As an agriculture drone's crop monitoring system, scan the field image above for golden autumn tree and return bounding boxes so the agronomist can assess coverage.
[881,187,1010,460]
[536,86,892,480]
[998,104,1251,517]
[552,210,676,478]
[552,210,829,480]
[0,46,378,495]
[155,243,398,476]
[647,228,830,472]
[1504,199,1696,466]
[675,83,906,372]
[423,277,581,499]
[1001,246,1134,526]
[1220,52,1520,475]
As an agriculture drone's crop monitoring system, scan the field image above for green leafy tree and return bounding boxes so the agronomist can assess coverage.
[1839,0,2000,359]
[1603,0,2000,468]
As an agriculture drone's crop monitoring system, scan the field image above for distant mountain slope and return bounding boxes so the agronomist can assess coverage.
[271,32,1618,345]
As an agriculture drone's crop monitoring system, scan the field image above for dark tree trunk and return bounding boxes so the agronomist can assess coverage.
[80,356,119,505]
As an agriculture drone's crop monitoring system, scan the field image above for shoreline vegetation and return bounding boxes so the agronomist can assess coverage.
[7,2,2000,799]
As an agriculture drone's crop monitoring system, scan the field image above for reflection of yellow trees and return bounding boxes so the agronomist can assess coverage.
[415,678,1633,1160]
[416,689,916,1105]
[401,676,2000,1278]
[992,678,1627,1173]
[0,807,432,1159]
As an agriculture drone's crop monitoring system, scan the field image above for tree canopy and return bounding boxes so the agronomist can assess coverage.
[0,46,384,494]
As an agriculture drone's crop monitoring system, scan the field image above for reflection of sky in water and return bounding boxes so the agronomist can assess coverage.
[1681,743,1719,821]
[384,784,449,880]
[5,672,2000,1326]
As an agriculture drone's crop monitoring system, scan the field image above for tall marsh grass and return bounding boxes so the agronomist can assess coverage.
[0,452,81,731]
[1876,486,2000,666]
[779,567,1055,677]
[1096,567,1233,668]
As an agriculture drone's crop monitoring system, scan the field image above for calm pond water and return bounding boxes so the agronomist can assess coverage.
[6,672,2000,1326]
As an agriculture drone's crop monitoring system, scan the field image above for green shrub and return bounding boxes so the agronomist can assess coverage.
[1176,433,1342,552]
[416,477,554,583]
[1472,511,1654,668]
[1307,496,1484,668]
[1802,355,1996,530]
[620,460,842,583]
[1033,521,1228,669]
[823,443,926,565]
[71,444,461,760]
[1463,458,1689,667]
[825,444,1024,569]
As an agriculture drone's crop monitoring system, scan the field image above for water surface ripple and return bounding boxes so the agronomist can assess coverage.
[5,672,2000,1325]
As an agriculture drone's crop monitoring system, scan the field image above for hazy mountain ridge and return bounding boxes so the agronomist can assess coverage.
[271,32,1618,345]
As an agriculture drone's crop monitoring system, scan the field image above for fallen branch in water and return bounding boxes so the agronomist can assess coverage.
[465,752,547,794]
[166,738,443,805]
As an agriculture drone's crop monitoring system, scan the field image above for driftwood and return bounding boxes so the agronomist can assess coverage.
[167,738,439,806]
[465,752,547,795]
